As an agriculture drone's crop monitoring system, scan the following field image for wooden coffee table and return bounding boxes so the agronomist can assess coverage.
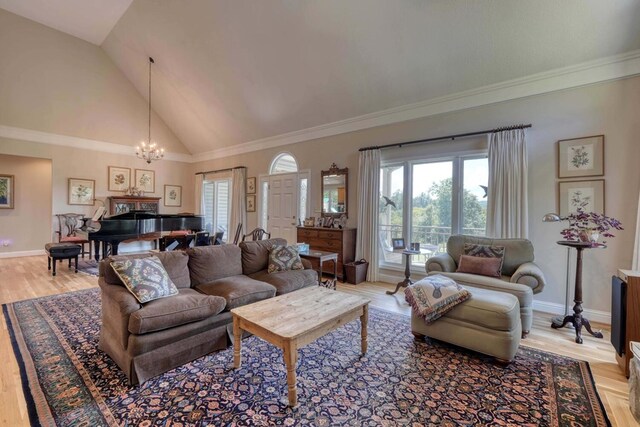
[231,286,370,406]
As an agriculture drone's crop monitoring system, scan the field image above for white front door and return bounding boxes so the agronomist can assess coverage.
[268,173,298,243]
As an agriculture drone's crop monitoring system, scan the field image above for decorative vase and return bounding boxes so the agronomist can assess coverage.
[578,229,591,243]
[589,231,600,243]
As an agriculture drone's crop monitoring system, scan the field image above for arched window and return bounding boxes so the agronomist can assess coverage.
[269,153,298,174]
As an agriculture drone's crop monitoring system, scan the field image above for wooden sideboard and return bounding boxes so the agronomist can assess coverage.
[108,196,161,215]
[296,226,356,280]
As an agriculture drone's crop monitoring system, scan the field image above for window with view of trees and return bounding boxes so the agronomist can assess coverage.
[379,155,488,268]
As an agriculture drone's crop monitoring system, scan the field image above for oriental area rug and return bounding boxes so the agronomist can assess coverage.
[4,289,610,426]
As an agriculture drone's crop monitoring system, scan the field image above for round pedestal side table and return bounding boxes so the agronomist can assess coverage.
[551,240,605,344]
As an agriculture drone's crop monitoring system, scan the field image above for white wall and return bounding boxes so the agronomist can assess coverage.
[192,75,640,314]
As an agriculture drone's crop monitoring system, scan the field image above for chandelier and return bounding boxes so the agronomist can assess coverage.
[136,57,164,164]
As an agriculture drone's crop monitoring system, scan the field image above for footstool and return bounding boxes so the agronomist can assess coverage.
[411,286,522,362]
[45,242,82,276]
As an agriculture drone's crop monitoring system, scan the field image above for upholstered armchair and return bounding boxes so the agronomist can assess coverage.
[425,235,546,336]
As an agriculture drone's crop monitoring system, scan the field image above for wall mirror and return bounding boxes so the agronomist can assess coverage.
[321,163,348,217]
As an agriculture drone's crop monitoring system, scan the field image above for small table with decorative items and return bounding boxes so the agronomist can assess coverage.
[387,249,421,295]
[298,250,339,289]
[551,240,605,344]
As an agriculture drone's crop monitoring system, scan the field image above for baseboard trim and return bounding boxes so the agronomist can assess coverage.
[0,249,46,259]
[532,300,611,326]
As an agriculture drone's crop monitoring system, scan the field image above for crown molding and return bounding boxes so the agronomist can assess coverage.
[192,48,640,162]
[0,125,193,163]
[3,49,640,163]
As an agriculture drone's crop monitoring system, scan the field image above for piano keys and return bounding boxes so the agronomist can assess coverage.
[82,210,204,261]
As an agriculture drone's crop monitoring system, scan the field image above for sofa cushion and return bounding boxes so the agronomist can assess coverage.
[439,286,520,331]
[240,238,287,275]
[447,235,534,276]
[248,269,318,295]
[456,255,503,278]
[128,288,226,334]
[111,256,179,304]
[195,275,276,310]
[100,251,191,289]
[268,245,304,273]
[429,271,533,309]
[187,244,243,286]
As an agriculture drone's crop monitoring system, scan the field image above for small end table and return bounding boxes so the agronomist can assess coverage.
[551,240,605,344]
[299,250,338,289]
[387,250,420,295]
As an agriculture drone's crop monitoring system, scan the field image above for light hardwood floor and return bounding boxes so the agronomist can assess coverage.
[0,255,637,426]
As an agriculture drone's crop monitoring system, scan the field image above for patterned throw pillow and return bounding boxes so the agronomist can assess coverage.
[463,243,505,275]
[110,256,179,303]
[404,275,471,324]
[268,245,304,274]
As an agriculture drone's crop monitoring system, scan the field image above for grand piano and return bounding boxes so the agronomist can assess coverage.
[84,210,204,261]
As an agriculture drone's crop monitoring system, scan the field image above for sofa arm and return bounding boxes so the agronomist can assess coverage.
[425,253,456,273]
[511,262,546,294]
[98,278,141,349]
[301,258,313,270]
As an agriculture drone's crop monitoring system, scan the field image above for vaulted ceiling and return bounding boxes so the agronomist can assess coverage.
[3,1,640,155]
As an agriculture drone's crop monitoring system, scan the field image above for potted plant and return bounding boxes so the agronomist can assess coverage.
[560,208,623,244]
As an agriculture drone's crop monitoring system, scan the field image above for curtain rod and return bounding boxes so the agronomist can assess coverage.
[358,123,532,152]
[195,166,246,176]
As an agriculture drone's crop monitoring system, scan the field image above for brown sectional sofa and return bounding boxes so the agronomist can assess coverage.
[98,238,317,384]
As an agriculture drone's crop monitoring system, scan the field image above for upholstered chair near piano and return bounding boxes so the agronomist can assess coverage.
[55,213,91,258]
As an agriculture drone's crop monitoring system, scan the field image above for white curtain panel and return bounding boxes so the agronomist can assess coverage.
[633,196,640,270]
[486,129,529,238]
[230,167,247,238]
[194,173,204,215]
[356,149,381,282]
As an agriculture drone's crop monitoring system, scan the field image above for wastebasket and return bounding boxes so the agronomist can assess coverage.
[344,259,369,285]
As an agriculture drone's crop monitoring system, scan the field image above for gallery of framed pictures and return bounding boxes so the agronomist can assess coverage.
[246,177,256,194]
[246,194,256,212]
[108,166,131,192]
[68,178,95,205]
[558,179,605,217]
[557,135,604,178]
[0,174,14,209]
[164,185,182,207]
[135,169,155,193]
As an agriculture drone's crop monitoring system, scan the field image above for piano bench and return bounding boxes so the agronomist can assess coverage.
[45,243,82,276]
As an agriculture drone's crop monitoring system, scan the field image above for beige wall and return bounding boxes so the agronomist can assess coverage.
[0,138,195,243]
[192,75,640,314]
[0,8,188,154]
[0,154,52,254]
[0,8,195,254]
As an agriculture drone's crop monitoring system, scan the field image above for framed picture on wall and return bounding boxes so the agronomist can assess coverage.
[558,135,604,178]
[558,179,605,216]
[135,169,155,193]
[68,178,95,205]
[0,174,14,209]
[246,195,256,212]
[246,177,256,194]
[164,185,182,207]
[108,166,130,192]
